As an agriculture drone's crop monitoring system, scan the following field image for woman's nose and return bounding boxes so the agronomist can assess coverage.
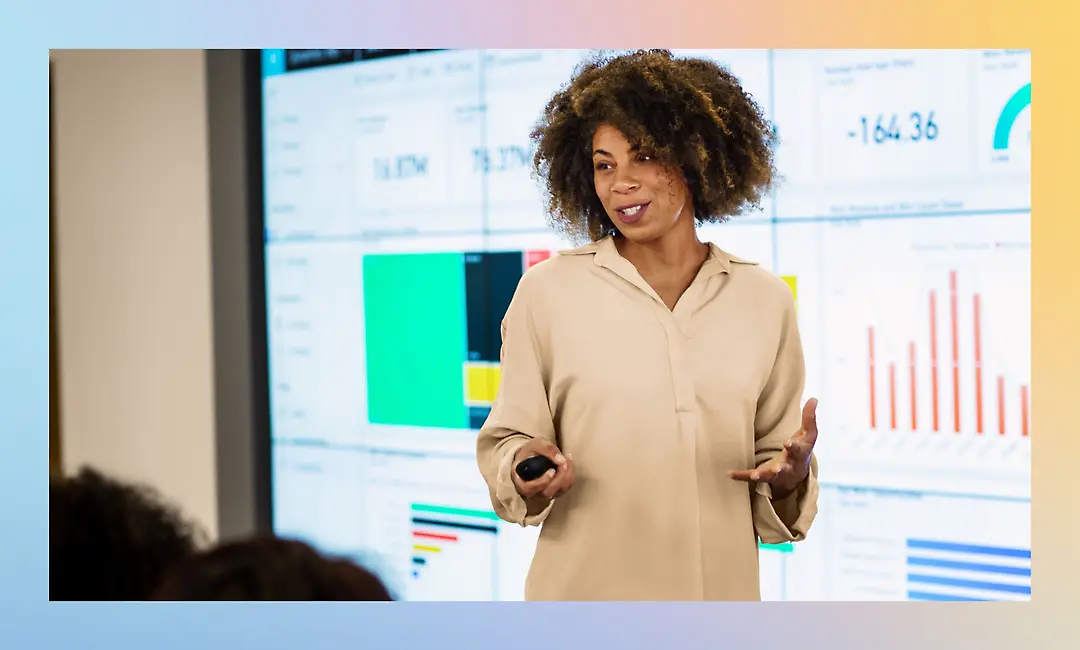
[612,175,640,193]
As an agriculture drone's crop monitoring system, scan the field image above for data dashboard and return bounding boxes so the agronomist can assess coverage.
[260,48,1030,601]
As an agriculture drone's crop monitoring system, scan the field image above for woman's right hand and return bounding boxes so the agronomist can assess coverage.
[512,438,575,500]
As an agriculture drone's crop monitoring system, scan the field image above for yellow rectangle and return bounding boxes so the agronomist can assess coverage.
[413,545,441,553]
[781,275,797,302]
[464,363,501,404]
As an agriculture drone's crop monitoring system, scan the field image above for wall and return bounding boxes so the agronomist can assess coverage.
[50,50,219,538]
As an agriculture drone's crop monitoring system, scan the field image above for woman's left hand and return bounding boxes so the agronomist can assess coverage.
[729,398,818,498]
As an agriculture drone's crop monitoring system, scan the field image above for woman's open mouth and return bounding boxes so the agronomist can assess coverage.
[615,202,650,224]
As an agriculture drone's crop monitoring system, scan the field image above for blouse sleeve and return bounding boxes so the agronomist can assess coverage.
[475,276,558,526]
[749,287,819,544]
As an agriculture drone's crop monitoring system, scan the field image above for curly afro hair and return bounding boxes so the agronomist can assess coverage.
[530,49,777,244]
[50,466,206,600]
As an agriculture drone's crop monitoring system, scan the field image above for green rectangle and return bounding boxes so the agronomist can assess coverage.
[363,253,467,428]
[411,503,500,521]
[759,541,794,553]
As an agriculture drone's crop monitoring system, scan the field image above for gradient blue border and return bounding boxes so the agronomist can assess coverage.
[2,34,50,632]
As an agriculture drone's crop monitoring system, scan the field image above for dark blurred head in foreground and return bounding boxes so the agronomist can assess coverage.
[152,536,394,601]
[50,466,205,600]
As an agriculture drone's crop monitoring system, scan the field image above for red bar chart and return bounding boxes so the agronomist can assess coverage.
[790,211,1031,497]
[864,268,1029,438]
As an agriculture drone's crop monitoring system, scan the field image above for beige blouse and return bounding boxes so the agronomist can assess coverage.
[476,235,819,601]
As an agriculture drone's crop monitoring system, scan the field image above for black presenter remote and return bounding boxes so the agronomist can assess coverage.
[515,455,558,482]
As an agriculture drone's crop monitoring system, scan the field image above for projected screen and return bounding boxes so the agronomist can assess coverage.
[259,49,1031,602]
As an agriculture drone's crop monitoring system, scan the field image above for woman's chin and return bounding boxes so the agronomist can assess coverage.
[613,221,664,243]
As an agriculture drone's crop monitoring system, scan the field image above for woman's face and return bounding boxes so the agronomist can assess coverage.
[591,123,691,243]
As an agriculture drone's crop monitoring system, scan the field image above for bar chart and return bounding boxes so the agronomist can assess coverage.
[340,451,536,601]
[408,503,500,601]
[864,268,1029,438]
[800,485,1030,601]
[778,211,1030,494]
[905,538,1031,601]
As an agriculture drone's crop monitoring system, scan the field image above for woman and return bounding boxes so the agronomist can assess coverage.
[476,49,819,601]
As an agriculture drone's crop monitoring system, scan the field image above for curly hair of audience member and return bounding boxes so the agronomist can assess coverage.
[152,536,394,601]
[50,467,206,600]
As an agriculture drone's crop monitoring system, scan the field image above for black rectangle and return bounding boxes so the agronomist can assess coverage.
[284,49,359,71]
[411,516,498,534]
[464,251,525,363]
[357,49,444,61]
[284,49,445,73]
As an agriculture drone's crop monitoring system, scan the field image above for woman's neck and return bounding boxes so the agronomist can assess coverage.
[614,216,708,279]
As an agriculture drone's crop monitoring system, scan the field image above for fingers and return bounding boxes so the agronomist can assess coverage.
[513,467,556,497]
[728,400,819,488]
[513,439,567,476]
[542,454,575,499]
[513,441,575,500]
[531,439,568,470]
[800,398,819,446]
[782,398,819,464]
[729,458,788,484]
[783,438,813,464]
